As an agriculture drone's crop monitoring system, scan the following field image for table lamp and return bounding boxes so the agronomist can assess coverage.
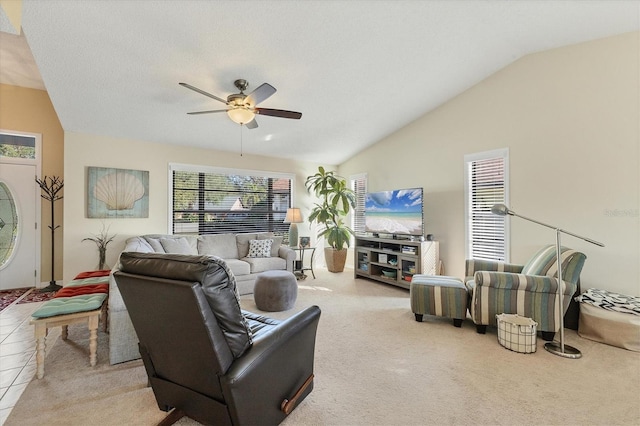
[284,208,303,247]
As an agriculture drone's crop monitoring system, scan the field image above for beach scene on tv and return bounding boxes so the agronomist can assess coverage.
[365,188,423,236]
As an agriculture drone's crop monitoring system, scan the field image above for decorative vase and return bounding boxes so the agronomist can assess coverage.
[97,247,109,271]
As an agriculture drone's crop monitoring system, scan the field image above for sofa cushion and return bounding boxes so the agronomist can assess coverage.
[247,239,272,258]
[160,237,198,255]
[198,234,239,259]
[258,233,283,257]
[118,252,253,358]
[235,233,258,258]
[31,293,107,318]
[243,256,287,274]
[144,237,165,252]
[143,235,198,254]
[123,237,155,253]
[224,258,252,276]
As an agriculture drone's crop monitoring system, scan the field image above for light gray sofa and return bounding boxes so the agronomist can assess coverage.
[108,232,295,364]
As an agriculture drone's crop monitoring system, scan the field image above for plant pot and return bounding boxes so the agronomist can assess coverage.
[324,247,347,273]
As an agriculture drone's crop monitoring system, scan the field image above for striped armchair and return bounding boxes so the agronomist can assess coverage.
[465,245,587,341]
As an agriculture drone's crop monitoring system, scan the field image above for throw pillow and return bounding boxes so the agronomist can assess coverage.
[521,245,577,278]
[123,237,154,253]
[159,237,197,255]
[235,233,256,258]
[247,239,272,258]
[144,237,165,253]
[258,233,283,257]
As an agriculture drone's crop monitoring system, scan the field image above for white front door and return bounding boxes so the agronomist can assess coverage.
[0,163,38,290]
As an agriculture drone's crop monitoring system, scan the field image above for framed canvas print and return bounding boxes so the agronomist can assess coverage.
[87,167,149,218]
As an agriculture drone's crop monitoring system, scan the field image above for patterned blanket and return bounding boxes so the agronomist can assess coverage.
[575,288,640,316]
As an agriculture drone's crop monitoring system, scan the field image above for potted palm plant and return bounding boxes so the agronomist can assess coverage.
[305,166,356,272]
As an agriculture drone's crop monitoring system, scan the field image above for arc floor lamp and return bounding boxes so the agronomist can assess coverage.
[491,204,604,359]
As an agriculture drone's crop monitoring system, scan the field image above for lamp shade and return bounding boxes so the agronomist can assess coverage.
[284,208,303,224]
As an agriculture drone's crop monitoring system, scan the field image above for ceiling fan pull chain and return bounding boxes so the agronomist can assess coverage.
[240,124,243,157]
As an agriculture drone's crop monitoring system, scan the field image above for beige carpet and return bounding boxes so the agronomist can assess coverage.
[7,269,640,426]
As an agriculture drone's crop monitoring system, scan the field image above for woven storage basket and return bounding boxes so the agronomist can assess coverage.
[496,313,538,354]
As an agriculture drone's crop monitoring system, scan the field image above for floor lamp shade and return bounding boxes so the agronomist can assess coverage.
[284,208,303,247]
[491,204,604,359]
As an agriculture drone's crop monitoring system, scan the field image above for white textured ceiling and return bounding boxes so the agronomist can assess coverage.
[4,1,640,164]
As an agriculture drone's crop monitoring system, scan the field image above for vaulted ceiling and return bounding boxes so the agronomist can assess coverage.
[2,1,639,164]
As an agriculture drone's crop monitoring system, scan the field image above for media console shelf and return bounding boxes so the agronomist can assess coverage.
[354,235,439,290]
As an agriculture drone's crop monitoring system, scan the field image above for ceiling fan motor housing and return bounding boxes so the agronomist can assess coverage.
[227,93,248,107]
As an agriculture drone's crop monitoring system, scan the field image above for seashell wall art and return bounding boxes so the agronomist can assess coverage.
[87,167,149,218]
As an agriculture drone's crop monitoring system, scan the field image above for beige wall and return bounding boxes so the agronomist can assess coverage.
[0,83,64,284]
[63,132,328,282]
[340,32,640,296]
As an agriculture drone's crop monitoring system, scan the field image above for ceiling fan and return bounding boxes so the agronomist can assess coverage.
[179,79,302,129]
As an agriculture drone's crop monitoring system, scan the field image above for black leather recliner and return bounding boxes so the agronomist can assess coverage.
[114,252,321,426]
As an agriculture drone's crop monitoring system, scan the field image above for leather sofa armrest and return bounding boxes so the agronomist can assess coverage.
[221,305,321,424]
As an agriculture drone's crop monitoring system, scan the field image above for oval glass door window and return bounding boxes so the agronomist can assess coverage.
[0,182,18,269]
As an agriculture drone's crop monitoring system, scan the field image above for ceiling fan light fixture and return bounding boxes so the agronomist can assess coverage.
[227,107,255,125]
[181,79,300,127]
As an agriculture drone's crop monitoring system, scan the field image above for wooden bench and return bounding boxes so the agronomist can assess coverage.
[31,306,104,379]
[30,270,110,379]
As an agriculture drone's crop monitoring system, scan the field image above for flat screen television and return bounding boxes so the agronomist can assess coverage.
[364,187,424,238]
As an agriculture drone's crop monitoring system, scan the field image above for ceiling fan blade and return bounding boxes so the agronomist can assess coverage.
[179,82,227,104]
[245,118,259,129]
[245,83,276,106]
[255,108,302,120]
[187,109,228,115]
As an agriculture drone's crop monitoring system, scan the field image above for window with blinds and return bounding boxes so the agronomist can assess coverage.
[350,173,367,235]
[0,132,38,160]
[464,149,509,261]
[171,165,293,237]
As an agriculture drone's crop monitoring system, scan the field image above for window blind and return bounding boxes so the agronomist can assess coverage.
[350,173,367,235]
[465,149,509,261]
[171,167,293,237]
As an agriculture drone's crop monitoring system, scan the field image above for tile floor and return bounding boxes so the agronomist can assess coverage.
[0,295,60,425]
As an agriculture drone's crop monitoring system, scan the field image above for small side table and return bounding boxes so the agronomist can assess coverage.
[293,247,316,279]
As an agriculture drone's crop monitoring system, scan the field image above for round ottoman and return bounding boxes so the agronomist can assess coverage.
[254,270,298,312]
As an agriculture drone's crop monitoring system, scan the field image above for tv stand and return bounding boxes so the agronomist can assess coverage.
[354,235,439,290]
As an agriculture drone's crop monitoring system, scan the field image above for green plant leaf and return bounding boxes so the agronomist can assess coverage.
[304,166,357,250]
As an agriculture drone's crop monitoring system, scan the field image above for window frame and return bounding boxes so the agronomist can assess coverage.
[168,163,295,236]
[464,148,510,262]
[0,129,41,165]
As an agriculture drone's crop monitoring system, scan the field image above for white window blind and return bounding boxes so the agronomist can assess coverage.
[464,149,509,261]
[350,173,367,235]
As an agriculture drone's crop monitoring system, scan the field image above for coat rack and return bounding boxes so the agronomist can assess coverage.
[36,176,64,292]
